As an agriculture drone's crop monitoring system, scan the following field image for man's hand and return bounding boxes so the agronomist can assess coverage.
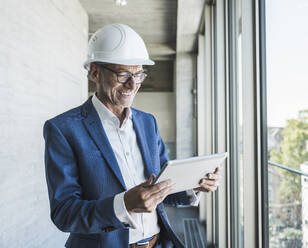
[124,175,175,214]
[194,167,221,194]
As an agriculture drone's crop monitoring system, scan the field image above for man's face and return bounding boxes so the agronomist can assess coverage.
[95,64,143,109]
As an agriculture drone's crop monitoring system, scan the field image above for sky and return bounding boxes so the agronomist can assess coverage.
[266,0,308,127]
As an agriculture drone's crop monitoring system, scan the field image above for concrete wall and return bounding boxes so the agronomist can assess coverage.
[133,92,176,143]
[0,1,88,247]
[133,92,176,159]
[175,53,196,159]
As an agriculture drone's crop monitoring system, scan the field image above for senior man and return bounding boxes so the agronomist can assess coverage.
[43,24,220,248]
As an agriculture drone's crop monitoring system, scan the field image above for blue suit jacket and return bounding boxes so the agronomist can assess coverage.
[43,96,191,248]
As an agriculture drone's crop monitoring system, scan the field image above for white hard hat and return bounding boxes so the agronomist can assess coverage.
[84,23,154,70]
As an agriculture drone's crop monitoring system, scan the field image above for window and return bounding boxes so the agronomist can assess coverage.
[266,0,308,247]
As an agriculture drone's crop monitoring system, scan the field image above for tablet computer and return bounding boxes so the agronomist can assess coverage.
[153,152,228,193]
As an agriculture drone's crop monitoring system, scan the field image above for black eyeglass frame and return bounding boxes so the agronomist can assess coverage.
[97,63,147,84]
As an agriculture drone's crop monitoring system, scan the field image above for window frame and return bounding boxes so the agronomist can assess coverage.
[197,0,269,247]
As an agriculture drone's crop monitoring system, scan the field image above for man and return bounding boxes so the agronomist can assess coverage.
[43,24,220,248]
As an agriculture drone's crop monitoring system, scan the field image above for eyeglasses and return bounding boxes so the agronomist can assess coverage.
[98,64,147,84]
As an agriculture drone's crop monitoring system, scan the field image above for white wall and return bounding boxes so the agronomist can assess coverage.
[0,1,88,247]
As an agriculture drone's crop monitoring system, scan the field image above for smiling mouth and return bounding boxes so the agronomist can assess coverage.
[120,92,132,96]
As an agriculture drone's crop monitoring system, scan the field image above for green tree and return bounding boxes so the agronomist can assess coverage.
[270,109,308,234]
[271,110,308,201]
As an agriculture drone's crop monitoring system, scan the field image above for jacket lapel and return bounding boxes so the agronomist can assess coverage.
[132,110,156,178]
[81,97,127,190]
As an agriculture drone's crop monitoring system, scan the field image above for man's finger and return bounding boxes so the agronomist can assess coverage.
[142,174,155,186]
[138,187,171,213]
[205,178,219,186]
[148,174,155,185]
[207,185,217,192]
[148,184,175,207]
[207,173,220,180]
[200,177,219,184]
[200,178,220,187]
[144,179,174,196]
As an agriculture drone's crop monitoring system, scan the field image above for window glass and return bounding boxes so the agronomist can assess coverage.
[266,0,308,246]
[238,18,244,248]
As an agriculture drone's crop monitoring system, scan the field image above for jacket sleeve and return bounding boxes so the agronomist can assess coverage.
[43,120,126,234]
[151,116,191,206]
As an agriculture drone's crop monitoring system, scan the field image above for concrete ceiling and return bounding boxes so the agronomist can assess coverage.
[79,0,204,56]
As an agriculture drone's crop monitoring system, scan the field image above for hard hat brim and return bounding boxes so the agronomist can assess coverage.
[84,58,155,70]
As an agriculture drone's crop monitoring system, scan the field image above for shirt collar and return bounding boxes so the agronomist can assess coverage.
[92,93,132,127]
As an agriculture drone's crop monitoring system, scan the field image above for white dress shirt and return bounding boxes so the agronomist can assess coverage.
[92,94,200,244]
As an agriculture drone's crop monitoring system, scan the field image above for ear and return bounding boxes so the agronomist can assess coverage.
[89,63,100,83]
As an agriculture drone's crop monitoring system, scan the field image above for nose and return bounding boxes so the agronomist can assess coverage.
[124,75,137,89]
